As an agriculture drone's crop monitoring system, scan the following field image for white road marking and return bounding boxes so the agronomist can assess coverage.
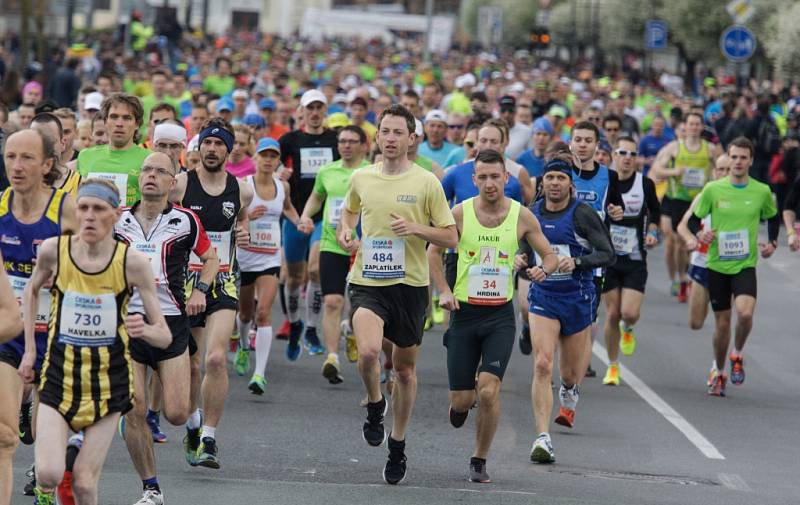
[592,342,725,460]
[718,473,752,492]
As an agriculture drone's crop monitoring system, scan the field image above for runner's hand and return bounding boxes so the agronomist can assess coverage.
[514,254,528,272]
[759,242,776,258]
[278,167,292,181]
[526,266,548,283]
[186,290,207,316]
[788,233,800,252]
[18,352,35,384]
[338,228,359,254]
[644,234,658,248]
[235,226,250,247]
[697,229,715,245]
[558,256,576,272]
[684,236,699,251]
[389,212,417,236]
[249,205,268,220]
[125,314,147,339]
[607,204,624,221]
[297,216,315,235]
[438,291,459,311]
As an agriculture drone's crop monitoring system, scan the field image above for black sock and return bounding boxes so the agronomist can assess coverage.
[65,446,79,472]
[279,282,287,315]
[470,456,486,465]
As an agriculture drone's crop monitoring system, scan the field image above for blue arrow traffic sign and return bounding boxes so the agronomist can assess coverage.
[720,25,756,62]
[645,20,668,51]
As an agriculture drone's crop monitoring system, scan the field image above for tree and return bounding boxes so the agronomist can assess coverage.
[764,2,800,81]
[463,0,539,48]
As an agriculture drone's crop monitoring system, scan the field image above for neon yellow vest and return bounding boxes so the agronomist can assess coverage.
[453,198,520,305]
[669,140,711,202]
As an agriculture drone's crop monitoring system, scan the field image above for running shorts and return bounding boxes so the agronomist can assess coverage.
[349,283,428,348]
[130,315,192,370]
[444,301,515,389]
[602,257,648,294]
[708,267,757,312]
[283,219,322,264]
[320,251,351,296]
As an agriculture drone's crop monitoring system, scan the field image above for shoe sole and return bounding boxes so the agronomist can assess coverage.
[196,458,220,470]
[602,379,620,386]
[382,466,407,485]
[248,382,265,395]
[530,446,555,464]
[554,416,573,428]
[468,476,492,483]
[322,363,344,384]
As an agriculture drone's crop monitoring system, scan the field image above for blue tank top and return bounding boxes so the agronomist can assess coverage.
[441,160,523,206]
[0,188,66,363]
[531,198,594,295]
[573,164,609,219]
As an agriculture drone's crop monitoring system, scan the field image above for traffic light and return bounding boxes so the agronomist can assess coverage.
[529,28,551,50]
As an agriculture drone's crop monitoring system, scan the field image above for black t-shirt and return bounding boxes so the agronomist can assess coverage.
[278,129,340,220]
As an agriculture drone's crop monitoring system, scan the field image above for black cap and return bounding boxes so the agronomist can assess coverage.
[34,100,58,114]
[499,95,516,110]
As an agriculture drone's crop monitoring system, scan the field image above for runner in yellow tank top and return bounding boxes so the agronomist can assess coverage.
[427,150,556,483]
[20,178,171,505]
[651,112,721,301]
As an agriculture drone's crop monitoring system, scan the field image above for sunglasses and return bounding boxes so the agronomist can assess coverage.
[464,140,475,148]
[615,150,638,157]
[604,127,620,132]
[448,124,465,130]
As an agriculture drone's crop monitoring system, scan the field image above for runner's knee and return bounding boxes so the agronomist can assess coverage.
[0,420,18,455]
[394,364,416,385]
[534,353,553,378]
[254,305,272,327]
[324,295,343,313]
[477,379,500,405]
[71,467,99,501]
[449,391,474,412]
[205,348,227,374]
[620,307,640,324]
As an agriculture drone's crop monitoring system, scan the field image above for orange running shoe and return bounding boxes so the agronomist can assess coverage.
[677,281,688,303]
[554,406,575,428]
[730,354,745,385]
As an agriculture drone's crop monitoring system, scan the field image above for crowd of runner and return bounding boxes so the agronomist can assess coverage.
[0,32,798,504]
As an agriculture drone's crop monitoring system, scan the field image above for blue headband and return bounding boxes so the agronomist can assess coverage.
[543,159,573,179]
[78,180,121,208]
[198,125,234,153]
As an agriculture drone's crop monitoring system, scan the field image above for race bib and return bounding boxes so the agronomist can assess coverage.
[10,276,50,333]
[467,265,510,305]
[248,220,280,254]
[133,242,163,283]
[610,225,638,254]
[190,231,232,272]
[300,148,333,178]
[362,237,405,279]
[535,244,572,281]
[327,197,346,228]
[718,229,749,260]
[58,291,117,347]
[91,172,128,203]
[681,168,706,189]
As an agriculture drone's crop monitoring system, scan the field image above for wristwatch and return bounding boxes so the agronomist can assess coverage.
[194,281,210,294]
[574,257,583,268]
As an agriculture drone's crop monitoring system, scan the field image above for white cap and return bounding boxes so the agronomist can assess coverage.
[300,89,327,108]
[333,93,348,104]
[590,99,605,110]
[414,119,423,137]
[153,123,187,145]
[187,134,200,152]
[424,109,447,124]
[85,92,104,111]
[455,73,476,89]
[232,89,249,100]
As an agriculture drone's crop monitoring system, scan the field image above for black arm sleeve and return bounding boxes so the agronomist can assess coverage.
[574,204,616,269]
[687,213,702,234]
[768,214,779,243]
[606,170,626,210]
[642,177,661,225]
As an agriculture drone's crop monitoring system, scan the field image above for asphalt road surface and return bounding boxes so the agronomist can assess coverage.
[12,242,800,504]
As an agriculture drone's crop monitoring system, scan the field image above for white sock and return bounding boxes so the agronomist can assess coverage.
[285,284,301,323]
[201,425,216,440]
[253,326,273,377]
[327,352,339,362]
[306,281,322,329]
[559,383,579,410]
[187,409,201,429]
[237,318,252,350]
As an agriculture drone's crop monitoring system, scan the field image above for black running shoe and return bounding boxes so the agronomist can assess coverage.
[585,365,597,378]
[363,396,388,446]
[19,401,33,445]
[518,324,532,355]
[449,406,468,428]
[196,437,220,469]
[23,464,35,496]
[383,436,407,485]
[469,457,491,483]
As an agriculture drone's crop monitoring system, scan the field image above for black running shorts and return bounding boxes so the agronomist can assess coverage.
[349,283,428,348]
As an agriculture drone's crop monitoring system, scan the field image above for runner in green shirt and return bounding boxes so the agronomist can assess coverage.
[298,125,369,384]
[686,137,779,398]
[203,57,235,96]
[76,93,150,206]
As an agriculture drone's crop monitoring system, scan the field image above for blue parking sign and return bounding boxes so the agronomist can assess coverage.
[720,25,756,62]
[645,20,668,51]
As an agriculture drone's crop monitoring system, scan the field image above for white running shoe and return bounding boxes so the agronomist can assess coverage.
[133,489,164,505]
[530,433,555,464]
